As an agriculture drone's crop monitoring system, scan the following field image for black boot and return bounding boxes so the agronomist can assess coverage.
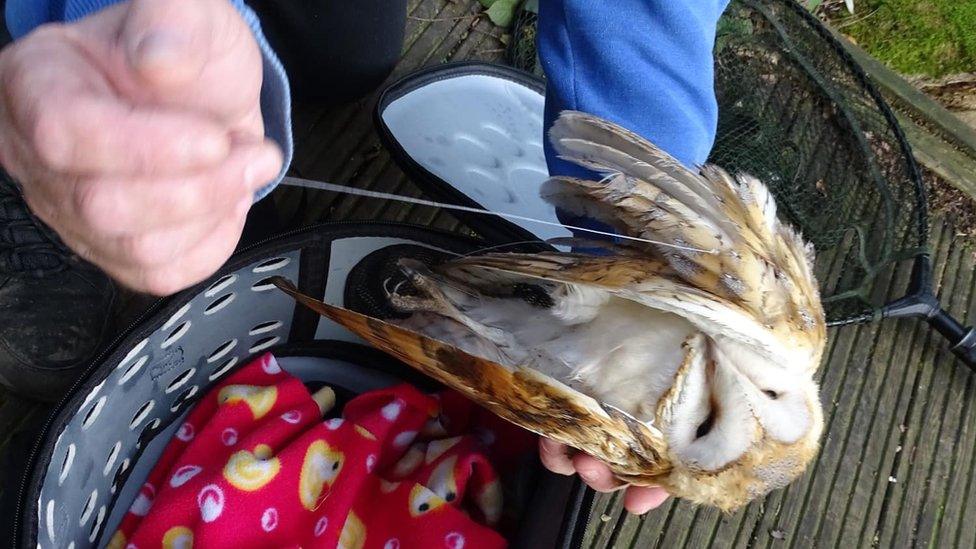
[0,173,116,401]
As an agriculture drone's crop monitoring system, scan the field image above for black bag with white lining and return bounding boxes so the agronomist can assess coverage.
[9,63,598,549]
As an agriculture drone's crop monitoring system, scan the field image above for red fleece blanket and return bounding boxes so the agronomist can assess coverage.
[107,352,535,549]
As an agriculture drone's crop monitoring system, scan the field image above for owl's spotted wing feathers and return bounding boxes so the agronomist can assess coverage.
[276,111,827,512]
[541,111,825,368]
[272,276,672,480]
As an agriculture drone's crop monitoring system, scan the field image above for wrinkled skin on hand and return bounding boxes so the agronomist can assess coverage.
[0,0,282,295]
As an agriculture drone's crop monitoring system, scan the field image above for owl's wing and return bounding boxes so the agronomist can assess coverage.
[459,111,826,369]
[271,276,674,482]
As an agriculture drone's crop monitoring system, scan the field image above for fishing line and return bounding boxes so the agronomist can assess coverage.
[280,176,717,254]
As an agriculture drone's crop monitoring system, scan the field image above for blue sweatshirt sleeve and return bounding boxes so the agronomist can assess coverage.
[5,0,292,200]
[538,0,729,174]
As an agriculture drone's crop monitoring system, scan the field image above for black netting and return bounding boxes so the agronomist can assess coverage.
[507,0,929,326]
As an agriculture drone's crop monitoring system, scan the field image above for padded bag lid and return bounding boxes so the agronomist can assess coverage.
[8,222,591,549]
[375,62,569,245]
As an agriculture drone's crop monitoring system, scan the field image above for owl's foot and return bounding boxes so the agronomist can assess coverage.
[387,259,515,347]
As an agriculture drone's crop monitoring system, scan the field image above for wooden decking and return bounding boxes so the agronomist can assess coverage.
[4,0,976,547]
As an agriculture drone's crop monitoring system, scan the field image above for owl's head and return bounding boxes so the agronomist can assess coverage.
[648,335,824,512]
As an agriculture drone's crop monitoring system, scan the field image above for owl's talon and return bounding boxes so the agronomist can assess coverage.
[388,293,441,314]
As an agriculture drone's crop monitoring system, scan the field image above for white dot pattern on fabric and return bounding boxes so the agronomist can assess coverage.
[129,483,154,517]
[325,418,345,430]
[170,465,202,488]
[261,355,282,375]
[366,454,377,473]
[445,532,466,549]
[221,428,239,446]
[381,399,404,421]
[393,431,417,448]
[314,516,329,537]
[176,422,195,442]
[261,507,279,532]
[198,484,225,523]
[384,539,401,549]
[281,410,302,424]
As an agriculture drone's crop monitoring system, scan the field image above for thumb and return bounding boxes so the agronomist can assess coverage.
[121,0,219,89]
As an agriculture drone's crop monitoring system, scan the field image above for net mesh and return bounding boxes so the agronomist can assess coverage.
[506,0,928,326]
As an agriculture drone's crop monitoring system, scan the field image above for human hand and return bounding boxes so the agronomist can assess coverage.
[539,438,670,514]
[0,0,282,294]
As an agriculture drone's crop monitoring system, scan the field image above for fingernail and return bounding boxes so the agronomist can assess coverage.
[133,30,189,68]
[243,148,282,189]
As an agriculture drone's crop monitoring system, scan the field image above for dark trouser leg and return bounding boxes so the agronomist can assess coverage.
[243,0,408,104]
[239,0,409,245]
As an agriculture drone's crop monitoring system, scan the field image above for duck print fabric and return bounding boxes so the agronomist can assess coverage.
[108,353,528,549]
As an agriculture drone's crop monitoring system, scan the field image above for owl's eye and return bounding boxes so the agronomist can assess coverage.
[419,502,430,512]
[445,491,456,502]
[332,461,340,471]
[695,409,716,439]
[762,389,779,400]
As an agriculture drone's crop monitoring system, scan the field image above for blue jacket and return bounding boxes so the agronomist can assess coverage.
[6,0,727,197]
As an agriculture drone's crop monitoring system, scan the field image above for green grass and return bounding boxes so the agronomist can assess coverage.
[829,0,976,78]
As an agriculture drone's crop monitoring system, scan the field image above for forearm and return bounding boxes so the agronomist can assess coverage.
[538,0,729,174]
[5,0,293,199]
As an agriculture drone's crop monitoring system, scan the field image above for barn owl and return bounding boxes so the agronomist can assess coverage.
[274,111,826,511]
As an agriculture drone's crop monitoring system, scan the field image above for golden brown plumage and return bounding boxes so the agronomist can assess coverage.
[274,111,827,512]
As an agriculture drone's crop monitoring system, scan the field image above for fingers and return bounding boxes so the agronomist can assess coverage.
[94,208,248,295]
[121,0,221,88]
[539,438,576,476]
[119,0,262,126]
[538,440,670,515]
[68,139,280,235]
[1,38,231,176]
[28,95,231,176]
[623,486,670,515]
[572,454,625,493]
